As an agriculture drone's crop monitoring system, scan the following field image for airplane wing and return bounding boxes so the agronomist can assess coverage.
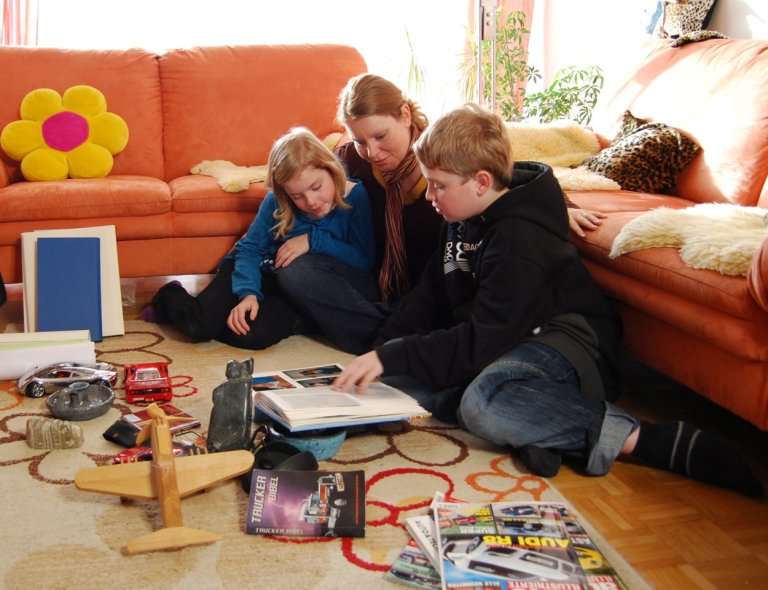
[75,461,155,500]
[74,450,254,500]
[175,450,254,497]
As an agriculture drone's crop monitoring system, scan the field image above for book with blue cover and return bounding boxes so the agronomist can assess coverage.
[36,237,103,341]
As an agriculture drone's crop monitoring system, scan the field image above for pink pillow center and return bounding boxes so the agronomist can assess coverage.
[42,111,89,152]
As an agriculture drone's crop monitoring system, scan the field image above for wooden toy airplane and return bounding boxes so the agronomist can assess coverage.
[75,402,254,555]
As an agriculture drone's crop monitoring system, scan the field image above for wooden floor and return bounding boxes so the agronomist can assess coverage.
[2,275,767,589]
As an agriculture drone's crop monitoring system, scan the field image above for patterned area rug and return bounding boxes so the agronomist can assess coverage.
[0,321,649,589]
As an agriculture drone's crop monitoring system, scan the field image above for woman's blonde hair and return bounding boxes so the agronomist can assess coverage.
[267,127,349,238]
[337,73,428,131]
[414,103,513,189]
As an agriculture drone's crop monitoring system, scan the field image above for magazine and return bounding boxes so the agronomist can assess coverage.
[120,403,201,434]
[252,364,430,432]
[433,500,589,589]
[245,468,365,537]
[385,538,442,590]
[537,503,629,590]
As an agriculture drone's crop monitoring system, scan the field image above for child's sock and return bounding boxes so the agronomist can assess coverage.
[631,421,764,498]
[140,280,183,324]
[519,445,562,478]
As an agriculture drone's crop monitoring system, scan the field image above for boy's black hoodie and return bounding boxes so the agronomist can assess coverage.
[375,162,622,401]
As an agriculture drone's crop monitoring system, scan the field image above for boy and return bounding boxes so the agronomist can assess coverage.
[333,104,762,498]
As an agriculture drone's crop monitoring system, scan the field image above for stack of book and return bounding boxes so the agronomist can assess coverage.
[385,493,628,590]
[20,225,124,342]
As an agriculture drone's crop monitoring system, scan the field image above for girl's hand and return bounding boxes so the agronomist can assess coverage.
[275,234,310,268]
[568,208,606,238]
[227,294,259,335]
[332,351,384,395]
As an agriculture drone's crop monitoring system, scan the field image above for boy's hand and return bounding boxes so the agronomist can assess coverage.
[275,234,310,268]
[332,351,383,395]
[568,208,606,238]
[227,294,259,335]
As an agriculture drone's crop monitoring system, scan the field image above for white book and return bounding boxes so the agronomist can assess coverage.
[0,330,95,381]
[21,225,124,337]
[406,514,441,570]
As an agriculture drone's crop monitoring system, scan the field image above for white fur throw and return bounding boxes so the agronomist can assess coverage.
[610,203,768,276]
[191,159,268,192]
[505,121,619,191]
[506,120,599,167]
[191,132,345,193]
[552,165,621,191]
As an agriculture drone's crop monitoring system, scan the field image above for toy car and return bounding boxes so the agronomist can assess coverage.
[124,362,173,403]
[113,443,206,464]
[18,362,118,398]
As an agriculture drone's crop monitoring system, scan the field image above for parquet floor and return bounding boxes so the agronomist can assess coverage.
[2,275,767,589]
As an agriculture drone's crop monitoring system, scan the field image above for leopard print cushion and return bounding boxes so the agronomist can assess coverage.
[654,0,719,39]
[582,111,701,194]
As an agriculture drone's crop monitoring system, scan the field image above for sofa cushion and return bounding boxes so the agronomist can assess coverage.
[582,110,701,193]
[590,40,768,206]
[0,47,164,182]
[0,176,170,223]
[159,44,366,181]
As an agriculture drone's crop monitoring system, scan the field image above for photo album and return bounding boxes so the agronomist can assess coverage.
[251,364,430,432]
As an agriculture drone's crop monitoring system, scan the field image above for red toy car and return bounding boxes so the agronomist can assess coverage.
[123,362,173,404]
[113,443,205,464]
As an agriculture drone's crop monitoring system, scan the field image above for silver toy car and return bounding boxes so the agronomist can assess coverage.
[18,362,118,398]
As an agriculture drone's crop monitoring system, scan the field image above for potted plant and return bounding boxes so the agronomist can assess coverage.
[461,9,604,124]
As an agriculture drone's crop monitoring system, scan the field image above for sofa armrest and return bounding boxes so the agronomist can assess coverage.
[748,233,768,312]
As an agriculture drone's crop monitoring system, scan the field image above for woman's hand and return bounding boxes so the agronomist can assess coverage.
[275,234,310,268]
[568,208,606,238]
[332,351,384,395]
[227,294,259,335]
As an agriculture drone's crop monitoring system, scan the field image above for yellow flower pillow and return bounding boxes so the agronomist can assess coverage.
[0,85,129,181]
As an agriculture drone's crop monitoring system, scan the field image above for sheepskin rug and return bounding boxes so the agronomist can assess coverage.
[505,121,620,191]
[610,203,768,276]
[190,132,344,193]
[191,159,268,192]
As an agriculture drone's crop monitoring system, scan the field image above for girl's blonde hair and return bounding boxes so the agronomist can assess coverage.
[337,73,428,131]
[267,127,349,238]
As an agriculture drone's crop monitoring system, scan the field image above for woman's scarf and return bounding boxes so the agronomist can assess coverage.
[379,125,422,302]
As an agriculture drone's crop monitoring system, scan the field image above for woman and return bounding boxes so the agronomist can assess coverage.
[335,74,441,303]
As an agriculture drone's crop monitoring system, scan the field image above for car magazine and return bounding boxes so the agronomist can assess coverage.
[536,503,629,590]
[433,500,588,590]
[385,538,442,590]
[245,468,365,537]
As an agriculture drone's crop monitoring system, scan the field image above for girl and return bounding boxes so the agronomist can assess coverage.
[143,127,377,352]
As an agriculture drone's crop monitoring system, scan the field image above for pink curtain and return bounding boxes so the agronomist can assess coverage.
[467,0,536,114]
[1,0,39,46]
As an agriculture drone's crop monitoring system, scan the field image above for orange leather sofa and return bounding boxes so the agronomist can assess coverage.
[0,44,366,282]
[566,39,768,430]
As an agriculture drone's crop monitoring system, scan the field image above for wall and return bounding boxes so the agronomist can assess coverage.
[35,0,469,121]
[532,0,768,90]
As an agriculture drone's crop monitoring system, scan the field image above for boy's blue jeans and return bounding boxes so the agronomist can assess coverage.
[384,341,638,476]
